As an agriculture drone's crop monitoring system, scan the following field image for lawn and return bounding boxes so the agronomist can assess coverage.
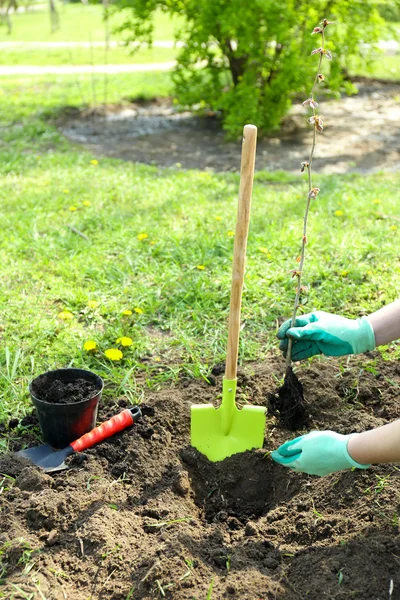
[0,4,182,43]
[0,73,399,430]
[0,46,177,66]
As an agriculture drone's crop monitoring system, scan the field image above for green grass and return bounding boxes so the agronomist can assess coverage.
[349,54,400,81]
[0,46,177,66]
[0,4,182,42]
[0,74,399,434]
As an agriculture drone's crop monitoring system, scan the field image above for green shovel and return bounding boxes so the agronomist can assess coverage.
[191,124,266,462]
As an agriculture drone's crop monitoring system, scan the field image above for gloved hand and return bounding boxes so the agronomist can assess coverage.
[277,311,376,360]
[271,430,370,476]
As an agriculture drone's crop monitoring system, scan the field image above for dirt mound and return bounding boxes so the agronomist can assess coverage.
[1,352,400,599]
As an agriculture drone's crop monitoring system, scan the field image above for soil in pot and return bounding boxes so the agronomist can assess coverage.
[31,375,99,405]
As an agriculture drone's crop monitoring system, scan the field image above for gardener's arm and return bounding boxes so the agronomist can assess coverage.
[271,419,400,476]
[277,300,400,360]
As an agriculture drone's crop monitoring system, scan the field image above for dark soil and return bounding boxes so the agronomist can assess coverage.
[31,376,100,405]
[1,352,400,599]
[59,81,400,174]
[268,366,308,430]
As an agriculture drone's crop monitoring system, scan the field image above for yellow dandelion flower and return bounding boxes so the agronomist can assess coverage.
[258,247,269,254]
[150,241,155,246]
[84,340,97,351]
[227,231,235,237]
[58,310,73,320]
[69,206,78,212]
[390,225,398,231]
[340,270,349,277]
[122,309,133,316]
[87,300,99,309]
[63,189,69,194]
[137,233,149,241]
[154,357,161,362]
[105,348,123,361]
[215,216,222,221]
[90,159,99,166]
[373,199,381,204]
[134,307,144,314]
[117,336,133,347]
[82,200,91,207]
[197,265,206,270]
[334,210,344,217]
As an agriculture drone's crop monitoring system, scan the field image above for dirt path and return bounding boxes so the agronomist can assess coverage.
[60,80,400,174]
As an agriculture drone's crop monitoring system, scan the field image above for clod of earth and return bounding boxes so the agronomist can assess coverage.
[269,366,309,430]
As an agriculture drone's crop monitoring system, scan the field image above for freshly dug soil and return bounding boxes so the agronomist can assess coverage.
[1,352,400,599]
[31,376,100,405]
[269,366,308,430]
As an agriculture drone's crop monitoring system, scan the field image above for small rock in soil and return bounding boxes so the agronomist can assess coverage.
[45,530,59,546]
[172,471,190,497]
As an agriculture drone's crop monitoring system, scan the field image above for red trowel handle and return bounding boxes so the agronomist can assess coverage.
[71,406,142,452]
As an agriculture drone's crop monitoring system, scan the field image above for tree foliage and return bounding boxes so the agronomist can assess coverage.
[115,0,398,137]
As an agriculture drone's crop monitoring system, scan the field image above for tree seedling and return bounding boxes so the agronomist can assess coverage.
[271,18,334,429]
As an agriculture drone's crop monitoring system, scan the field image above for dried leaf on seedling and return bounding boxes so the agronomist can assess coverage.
[300,161,309,172]
[317,74,325,83]
[308,187,320,199]
[311,47,324,56]
[308,115,324,133]
[320,18,335,27]
[311,27,323,35]
[324,50,333,60]
[302,98,319,109]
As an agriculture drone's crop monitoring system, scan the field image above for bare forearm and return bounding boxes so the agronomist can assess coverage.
[347,419,400,465]
[367,300,400,347]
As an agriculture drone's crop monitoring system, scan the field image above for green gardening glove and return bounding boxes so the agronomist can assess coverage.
[277,311,376,360]
[271,431,370,476]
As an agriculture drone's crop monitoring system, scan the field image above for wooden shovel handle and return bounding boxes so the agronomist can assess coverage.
[225,124,257,381]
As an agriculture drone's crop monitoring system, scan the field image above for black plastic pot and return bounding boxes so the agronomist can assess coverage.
[29,368,104,449]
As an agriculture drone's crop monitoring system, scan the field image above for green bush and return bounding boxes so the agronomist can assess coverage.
[115,0,396,138]
[378,0,400,21]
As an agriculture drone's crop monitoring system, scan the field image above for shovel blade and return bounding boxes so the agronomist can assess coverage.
[191,404,266,462]
[17,445,72,473]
